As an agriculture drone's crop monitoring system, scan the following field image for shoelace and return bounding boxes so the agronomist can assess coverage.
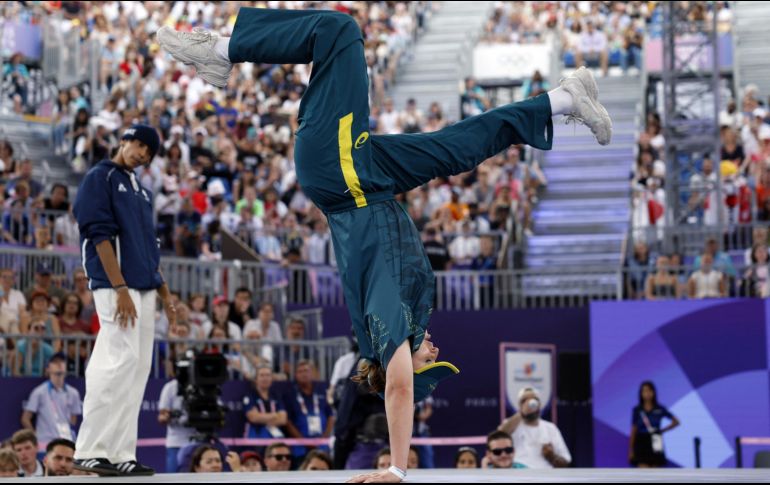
[176,27,212,45]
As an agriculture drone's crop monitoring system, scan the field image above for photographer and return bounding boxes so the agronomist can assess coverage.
[498,387,571,469]
[158,377,197,473]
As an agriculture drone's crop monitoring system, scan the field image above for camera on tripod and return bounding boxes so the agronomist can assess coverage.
[175,349,228,437]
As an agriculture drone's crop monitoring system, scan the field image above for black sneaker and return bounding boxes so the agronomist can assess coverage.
[115,461,155,476]
[73,458,120,476]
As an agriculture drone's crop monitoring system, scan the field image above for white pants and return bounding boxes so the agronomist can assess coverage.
[75,288,156,463]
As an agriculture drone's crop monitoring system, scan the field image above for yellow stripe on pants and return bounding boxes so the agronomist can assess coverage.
[338,113,367,208]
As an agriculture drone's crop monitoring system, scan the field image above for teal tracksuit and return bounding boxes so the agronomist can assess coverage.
[230,8,553,369]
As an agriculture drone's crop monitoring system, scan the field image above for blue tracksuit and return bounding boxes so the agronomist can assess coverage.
[74,160,163,291]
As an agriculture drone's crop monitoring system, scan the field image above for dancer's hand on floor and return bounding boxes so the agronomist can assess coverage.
[346,470,402,483]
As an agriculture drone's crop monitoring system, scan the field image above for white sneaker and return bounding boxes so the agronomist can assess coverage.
[156,26,232,88]
[559,66,612,146]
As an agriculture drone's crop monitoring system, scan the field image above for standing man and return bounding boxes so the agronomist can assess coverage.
[71,124,177,476]
[21,354,82,443]
[158,377,197,473]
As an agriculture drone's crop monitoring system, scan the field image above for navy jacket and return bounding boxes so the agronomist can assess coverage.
[74,160,162,291]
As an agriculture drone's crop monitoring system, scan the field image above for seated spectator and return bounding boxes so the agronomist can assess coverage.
[399,99,424,134]
[228,287,255,330]
[471,235,498,307]
[0,268,26,333]
[449,221,481,266]
[263,443,292,472]
[741,243,770,298]
[244,364,287,439]
[694,238,737,279]
[2,199,33,246]
[256,224,283,262]
[158,377,198,473]
[461,77,490,119]
[235,185,265,219]
[15,318,56,376]
[43,184,70,223]
[21,353,81,443]
[521,70,550,99]
[54,209,80,248]
[285,360,334,460]
[236,326,274,377]
[299,450,333,471]
[244,303,283,342]
[688,253,727,299]
[579,21,609,76]
[9,159,43,200]
[24,264,66,308]
[175,197,203,258]
[43,439,76,476]
[33,225,54,251]
[644,255,681,300]
[483,430,525,469]
[498,387,571,468]
[58,293,90,335]
[455,446,479,469]
[408,446,420,470]
[188,294,211,335]
[423,227,451,271]
[744,227,770,265]
[374,447,391,470]
[165,321,192,378]
[71,269,94,325]
[625,242,651,300]
[238,451,264,472]
[190,445,223,473]
[0,447,20,477]
[203,296,243,344]
[281,317,314,377]
[11,429,43,477]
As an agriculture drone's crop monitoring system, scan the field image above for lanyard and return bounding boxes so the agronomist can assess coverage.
[296,391,320,417]
[46,383,69,424]
[640,410,656,433]
[256,396,276,414]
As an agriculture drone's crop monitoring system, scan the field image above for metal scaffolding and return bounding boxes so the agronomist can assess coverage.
[661,1,724,254]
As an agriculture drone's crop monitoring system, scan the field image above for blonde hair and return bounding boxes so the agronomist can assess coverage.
[0,448,20,473]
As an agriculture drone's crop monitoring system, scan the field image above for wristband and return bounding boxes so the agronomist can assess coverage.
[388,466,406,480]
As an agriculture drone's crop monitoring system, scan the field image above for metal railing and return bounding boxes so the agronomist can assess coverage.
[0,334,351,382]
[630,222,769,257]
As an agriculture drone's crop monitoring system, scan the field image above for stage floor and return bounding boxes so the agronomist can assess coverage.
[16,469,770,483]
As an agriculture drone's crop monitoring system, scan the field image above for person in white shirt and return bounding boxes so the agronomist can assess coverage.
[378,98,401,135]
[0,268,26,332]
[243,302,283,342]
[498,387,571,469]
[54,210,80,248]
[158,378,197,473]
[688,253,727,299]
[578,21,608,76]
[448,221,481,266]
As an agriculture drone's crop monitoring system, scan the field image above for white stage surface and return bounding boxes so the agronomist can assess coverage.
[14,468,770,483]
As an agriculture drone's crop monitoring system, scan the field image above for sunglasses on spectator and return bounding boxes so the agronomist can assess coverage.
[490,447,514,456]
[268,454,292,461]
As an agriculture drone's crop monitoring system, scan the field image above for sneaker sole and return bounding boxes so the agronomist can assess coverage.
[73,463,121,477]
[156,27,230,88]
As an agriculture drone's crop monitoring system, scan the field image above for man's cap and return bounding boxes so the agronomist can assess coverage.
[121,124,160,159]
[240,451,262,463]
[36,263,52,275]
[213,295,229,306]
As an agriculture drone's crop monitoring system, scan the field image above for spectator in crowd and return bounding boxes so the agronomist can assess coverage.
[263,443,292,472]
[522,70,550,99]
[449,221,481,266]
[190,445,224,473]
[11,429,43,477]
[374,447,391,470]
[299,450,333,471]
[378,98,401,135]
[407,446,420,469]
[629,381,680,468]
[744,226,770,265]
[43,439,76,476]
[579,21,609,77]
[688,253,727,299]
[282,317,314,377]
[455,446,479,469]
[9,159,43,199]
[471,235,498,307]
[625,242,651,300]
[236,326,274,378]
[462,77,490,119]
[2,199,33,246]
[71,269,95,326]
[306,219,334,266]
[644,255,681,300]
[204,296,243,343]
[175,197,203,258]
[244,364,287,439]
[0,447,20,477]
[285,360,334,461]
[21,353,81,443]
[165,320,193,378]
[24,264,66,307]
[413,397,434,469]
[158,377,197,473]
[58,293,90,335]
[54,208,80,248]
[498,387,571,468]
[741,243,770,298]
[188,294,211,334]
[694,238,737,279]
[238,451,264,472]
[228,287,255,330]
[399,99,424,134]
[422,227,451,271]
[0,268,26,333]
[15,314,56,376]
[244,302,283,342]
[483,430,525,469]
